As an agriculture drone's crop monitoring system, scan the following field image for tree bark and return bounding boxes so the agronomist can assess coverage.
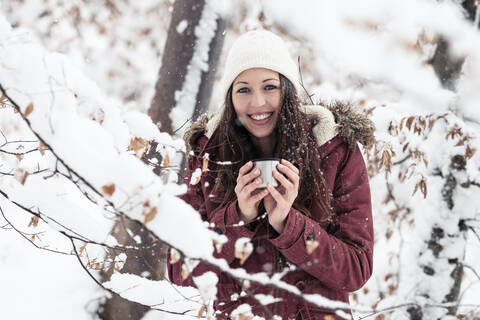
[148,0,205,134]
[100,1,225,319]
[423,2,478,313]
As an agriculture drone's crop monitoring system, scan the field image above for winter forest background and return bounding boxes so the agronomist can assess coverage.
[1,0,480,319]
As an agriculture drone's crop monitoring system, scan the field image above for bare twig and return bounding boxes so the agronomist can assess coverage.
[298,56,315,104]
[0,205,72,255]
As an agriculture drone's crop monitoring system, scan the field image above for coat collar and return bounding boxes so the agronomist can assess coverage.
[184,101,375,155]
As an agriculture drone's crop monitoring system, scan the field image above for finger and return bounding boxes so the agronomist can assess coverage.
[239,168,261,190]
[238,161,253,177]
[276,163,299,185]
[251,188,269,203]
[243,177,263,195]
[281,159,299,175]
[273,168,293,190]
[267,183,285,203]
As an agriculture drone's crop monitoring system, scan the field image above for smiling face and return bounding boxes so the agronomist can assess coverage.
[231,68,282,142]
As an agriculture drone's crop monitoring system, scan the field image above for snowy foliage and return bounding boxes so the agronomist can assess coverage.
[2,0,480,319]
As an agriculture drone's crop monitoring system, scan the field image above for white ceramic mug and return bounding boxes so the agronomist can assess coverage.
[252,158,280,189]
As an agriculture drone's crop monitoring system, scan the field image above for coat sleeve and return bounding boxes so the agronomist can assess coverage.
[268,143,374,292]
[167,150,256,287]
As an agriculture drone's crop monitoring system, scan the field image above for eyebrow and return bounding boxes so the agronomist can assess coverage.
[233,78,280,87]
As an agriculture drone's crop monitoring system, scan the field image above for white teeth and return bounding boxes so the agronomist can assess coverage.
[250,113,271,120]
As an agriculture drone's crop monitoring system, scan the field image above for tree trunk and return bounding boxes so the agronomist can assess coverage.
[420,2,478,317]
[148,0,205,134]
[99,1,225,319]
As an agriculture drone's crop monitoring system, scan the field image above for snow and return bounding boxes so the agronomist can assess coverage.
[2,0,480,319]
[176,19,188,34]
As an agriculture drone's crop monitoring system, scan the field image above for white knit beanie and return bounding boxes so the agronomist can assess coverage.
[220,29,301,101]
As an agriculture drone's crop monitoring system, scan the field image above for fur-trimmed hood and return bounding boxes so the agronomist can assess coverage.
[184,101,375,155]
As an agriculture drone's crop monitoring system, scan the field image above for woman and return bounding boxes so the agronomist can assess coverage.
[168,29,375,320]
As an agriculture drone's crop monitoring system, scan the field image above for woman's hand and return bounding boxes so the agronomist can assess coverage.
[264,159,300,233]
[235,161,269,223]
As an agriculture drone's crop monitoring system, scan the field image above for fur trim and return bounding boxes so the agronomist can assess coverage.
[183,113,209,157]
[323,101,376,149]
[183,101,375,153]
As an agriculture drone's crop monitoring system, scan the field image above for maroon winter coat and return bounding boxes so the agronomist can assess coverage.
[168,103,375,320]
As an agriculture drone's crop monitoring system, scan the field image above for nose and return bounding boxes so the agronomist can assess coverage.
[251,90,266,107]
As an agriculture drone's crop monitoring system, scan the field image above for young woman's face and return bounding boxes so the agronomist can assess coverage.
[231,68,282,139]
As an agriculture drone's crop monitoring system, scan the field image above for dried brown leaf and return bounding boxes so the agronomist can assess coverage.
[306,239,319,254]
[234,240,253,265]
[214,239,223,254]
[420,178,427,198]
[39,141,46,156]
[79,242,87,256]
[128,137,148,158]
[14,168,29,185]
[101,184,115,196]
[202,157,209,172]
[465,145,477,160]
[406,116,415,131]
[163,153,170,168]
[143,207,158,224]
[385,228,393,240]
[24,103,34,118]
[388,284,397,294]
[197,305,206,318]
[28,216,39,228]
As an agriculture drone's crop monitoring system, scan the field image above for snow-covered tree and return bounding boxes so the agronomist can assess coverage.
[2,1,480,320]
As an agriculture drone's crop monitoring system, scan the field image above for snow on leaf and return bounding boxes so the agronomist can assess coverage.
[181,263,190,280]
[230,304,254,320]
[169,248,181,264]
[241,280,251,291]
[193,271,218,303]
[214,238,224,254]
[235,238,253,265]
[190,167,202,185]
[101,184,115,196]
[128,137,148,158]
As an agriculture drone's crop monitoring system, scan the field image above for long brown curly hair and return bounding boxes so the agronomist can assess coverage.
[209,74,332,222]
